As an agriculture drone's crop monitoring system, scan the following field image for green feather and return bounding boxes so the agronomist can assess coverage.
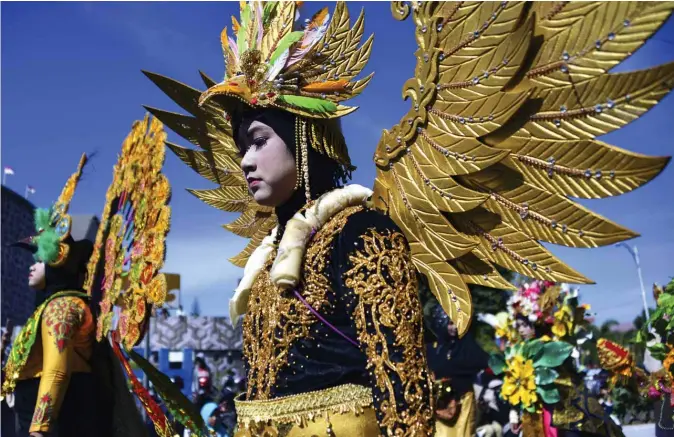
[238,2,251,54]
[262,2,278,25]
[34,207,52,233]
[35,228,60,264]
[276,94,338,114]
[269,31,304,66]
[33,207,60,264]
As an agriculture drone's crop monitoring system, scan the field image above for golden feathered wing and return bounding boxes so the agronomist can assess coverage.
[373,1,672,334]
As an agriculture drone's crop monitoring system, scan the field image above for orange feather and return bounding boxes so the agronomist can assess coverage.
[231,16,240,33]
[308,7,328,30]
[302,80,349,93]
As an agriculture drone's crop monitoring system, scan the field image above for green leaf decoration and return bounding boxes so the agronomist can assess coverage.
[649,343,669,361]
[535,368,559,386]
[537,386,561,404]
[523,339,544,361]
[269,31,304,66]
[276,94,338,114]
[489,354,506,375]
[533,342,573,368]
[658,293,674,311]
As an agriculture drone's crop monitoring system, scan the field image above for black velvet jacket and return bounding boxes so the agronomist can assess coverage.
[241,206,434,436]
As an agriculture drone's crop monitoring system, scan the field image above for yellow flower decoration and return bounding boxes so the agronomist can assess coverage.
[502,355,538,409]
[551,305,574,339]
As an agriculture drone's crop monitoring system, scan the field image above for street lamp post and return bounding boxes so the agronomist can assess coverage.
[615,243,651,331]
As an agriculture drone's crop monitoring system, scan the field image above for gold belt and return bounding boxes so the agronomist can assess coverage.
[235,384,373,425]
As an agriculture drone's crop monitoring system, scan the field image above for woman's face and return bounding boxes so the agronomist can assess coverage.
[237,117,297,207]
[446,320,458,338]
[515,318,535,340]
[28,261,46,290]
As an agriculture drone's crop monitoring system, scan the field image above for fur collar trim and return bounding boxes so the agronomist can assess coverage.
[229,184,372,324]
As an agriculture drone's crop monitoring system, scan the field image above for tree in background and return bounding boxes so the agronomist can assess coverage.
[190,297,201,317]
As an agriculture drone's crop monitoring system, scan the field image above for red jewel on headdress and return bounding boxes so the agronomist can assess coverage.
[250,97,259,105]
[267,92,276,98]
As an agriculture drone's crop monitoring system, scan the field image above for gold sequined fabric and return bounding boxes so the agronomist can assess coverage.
[344,228,434,436]
[242,206,363,400]
[235,383,376,437]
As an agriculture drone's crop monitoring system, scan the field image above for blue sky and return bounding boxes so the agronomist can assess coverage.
[2,2,673,324]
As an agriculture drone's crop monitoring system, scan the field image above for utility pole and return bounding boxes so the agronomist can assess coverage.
[616,243,651,332]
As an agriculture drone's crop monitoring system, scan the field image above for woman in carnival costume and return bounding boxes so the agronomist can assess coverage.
[1,116,203,437]
[0,155,147,437]
[143,1,673,436]
[486,280,624,437]
[425,299,490,437]
[644,279,674,437]
[602,279,674,437]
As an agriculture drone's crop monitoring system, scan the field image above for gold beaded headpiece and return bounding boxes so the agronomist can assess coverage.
[144,1,372,265]
[200,2,370,200]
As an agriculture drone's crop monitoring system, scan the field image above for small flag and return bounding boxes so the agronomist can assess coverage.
[3,167,14,175]
[26,186,35,194]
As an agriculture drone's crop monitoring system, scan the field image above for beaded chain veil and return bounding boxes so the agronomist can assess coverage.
[144,1,673,335]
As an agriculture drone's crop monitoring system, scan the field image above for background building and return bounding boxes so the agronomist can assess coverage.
[1,186,37,327]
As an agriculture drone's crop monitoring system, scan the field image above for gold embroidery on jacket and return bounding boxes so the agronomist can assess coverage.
[243,206,363,400]
[344,228,434,436]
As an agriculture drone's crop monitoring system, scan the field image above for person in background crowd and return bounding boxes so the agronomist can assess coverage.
[426,301,489,437]
[192,354,212,410]
[216,389,237,437]
[1,156,147,437]
[200,402,228,437]
[475,370,509,437]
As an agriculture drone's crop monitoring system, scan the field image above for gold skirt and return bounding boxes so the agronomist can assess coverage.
[233,384,380,437]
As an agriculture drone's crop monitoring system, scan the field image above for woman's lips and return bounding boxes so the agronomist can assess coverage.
[249,180,261,189]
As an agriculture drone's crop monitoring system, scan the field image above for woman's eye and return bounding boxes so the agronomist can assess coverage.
[253,137,267,148]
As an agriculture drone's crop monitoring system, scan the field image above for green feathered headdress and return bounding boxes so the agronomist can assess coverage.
[32,207,62,264]
[16,154,88,267]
